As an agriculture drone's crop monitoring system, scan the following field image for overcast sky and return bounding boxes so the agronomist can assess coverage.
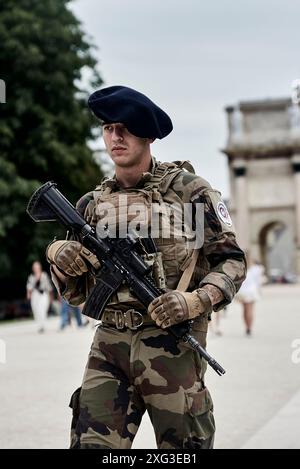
[70,0,300,198]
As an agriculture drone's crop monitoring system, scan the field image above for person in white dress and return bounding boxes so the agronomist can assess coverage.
[236,255,264,335]
[26,261,53,333]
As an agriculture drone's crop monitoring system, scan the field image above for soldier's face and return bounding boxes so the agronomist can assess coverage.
[102,123,153,167]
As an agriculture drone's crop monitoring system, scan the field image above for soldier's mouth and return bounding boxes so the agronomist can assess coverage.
[112,146,127,151]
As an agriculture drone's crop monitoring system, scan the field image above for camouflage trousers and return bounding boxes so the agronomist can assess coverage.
[69,323,215,449]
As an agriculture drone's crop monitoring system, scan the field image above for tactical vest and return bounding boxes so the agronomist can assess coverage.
[91,160,197,309]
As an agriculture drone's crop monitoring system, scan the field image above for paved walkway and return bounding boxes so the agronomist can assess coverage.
[0,284,299,449]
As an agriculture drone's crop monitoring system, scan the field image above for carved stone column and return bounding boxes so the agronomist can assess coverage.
[232,159,249,250]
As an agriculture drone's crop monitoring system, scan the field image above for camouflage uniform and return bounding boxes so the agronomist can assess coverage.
[51,158,246,449]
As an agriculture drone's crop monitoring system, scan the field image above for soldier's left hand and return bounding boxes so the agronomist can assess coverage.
[148,289,212,329]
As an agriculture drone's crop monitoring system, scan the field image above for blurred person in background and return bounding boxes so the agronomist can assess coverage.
[236,254,264,336]
[26,261,53,333]
[59,297,88,330]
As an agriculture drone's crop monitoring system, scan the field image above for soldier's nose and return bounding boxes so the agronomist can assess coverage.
[112,128,124,142]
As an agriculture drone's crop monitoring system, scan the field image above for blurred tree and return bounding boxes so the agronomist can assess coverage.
[0,0,103,300]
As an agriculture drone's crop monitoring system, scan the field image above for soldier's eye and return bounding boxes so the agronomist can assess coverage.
[103,125,112,132]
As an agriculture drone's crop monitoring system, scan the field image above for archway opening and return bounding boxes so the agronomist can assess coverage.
[259,221,294,282]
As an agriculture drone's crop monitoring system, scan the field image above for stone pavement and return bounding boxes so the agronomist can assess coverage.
[0,284,299,449]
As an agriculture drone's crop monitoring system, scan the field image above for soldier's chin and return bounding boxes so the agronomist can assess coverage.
[111,155,133,167]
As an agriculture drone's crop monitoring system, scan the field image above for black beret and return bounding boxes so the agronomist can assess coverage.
[88,85,173,139]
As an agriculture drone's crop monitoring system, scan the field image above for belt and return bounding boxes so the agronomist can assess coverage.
[101,308,156,331]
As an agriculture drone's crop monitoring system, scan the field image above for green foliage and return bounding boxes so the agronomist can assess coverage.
[0,0,103,299]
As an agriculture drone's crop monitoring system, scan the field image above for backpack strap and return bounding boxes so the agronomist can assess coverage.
[145,159,196,196]
[176,249,199,292]
[172,160,195,174]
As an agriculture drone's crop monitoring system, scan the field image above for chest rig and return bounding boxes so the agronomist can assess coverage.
[91,160,196,308]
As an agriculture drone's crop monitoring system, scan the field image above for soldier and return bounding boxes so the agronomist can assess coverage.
[46,86,246,449]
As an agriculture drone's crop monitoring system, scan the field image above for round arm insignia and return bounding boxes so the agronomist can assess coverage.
[216,201,232,227]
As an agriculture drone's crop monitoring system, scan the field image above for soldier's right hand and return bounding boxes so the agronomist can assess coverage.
[46,240,101,277]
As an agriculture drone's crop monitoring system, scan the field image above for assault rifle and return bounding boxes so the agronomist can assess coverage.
[27,182,225,376]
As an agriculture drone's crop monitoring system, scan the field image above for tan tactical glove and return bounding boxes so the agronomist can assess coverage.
[46,240,100,277]
[148,289,212,329]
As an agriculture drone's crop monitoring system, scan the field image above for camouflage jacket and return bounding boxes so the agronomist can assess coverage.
[50,158,246,311]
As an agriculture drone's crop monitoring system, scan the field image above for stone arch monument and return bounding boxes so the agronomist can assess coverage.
[223,97,300,279]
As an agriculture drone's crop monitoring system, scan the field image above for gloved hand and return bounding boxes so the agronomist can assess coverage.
[148,289,212,329]
[46,240,100,277]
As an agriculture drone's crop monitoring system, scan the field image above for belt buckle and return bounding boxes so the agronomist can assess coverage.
[124,309,143,330]
[114,310,126,330]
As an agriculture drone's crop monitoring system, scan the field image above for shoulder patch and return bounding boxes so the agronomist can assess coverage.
[216,201,233,227]
[202,188,235,233]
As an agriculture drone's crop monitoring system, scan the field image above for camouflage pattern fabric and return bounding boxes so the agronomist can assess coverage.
[70,323,215,449]
[53,157,246,311]
[48,157,246,450]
